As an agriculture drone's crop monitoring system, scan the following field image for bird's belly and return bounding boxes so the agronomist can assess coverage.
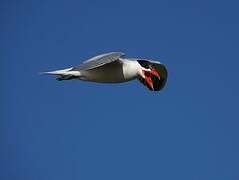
[79,63,127,83]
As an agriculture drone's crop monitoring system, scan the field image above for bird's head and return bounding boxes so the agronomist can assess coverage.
[137,59,167,91]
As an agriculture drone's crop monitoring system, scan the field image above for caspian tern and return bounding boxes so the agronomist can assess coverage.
[43,52,167,91]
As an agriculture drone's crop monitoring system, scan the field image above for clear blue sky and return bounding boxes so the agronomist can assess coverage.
[1,0,239,179]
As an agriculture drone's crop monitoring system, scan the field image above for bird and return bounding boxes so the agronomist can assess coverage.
[43,52,168,91]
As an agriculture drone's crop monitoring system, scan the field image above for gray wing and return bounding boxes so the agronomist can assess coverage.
[72,52,125,71]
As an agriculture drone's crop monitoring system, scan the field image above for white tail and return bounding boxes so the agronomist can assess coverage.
[41,67,81,81]
[42,67,73,75]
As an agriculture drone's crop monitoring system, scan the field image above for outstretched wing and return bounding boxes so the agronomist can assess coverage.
[72,52,125,71]
[137,59,168,91]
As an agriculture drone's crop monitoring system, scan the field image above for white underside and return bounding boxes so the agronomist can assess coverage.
[78,60,141,83]
[44,60,142,83]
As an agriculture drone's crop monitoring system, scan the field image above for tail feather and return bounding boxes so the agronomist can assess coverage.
[41,67,73,75]
[41,67,81,81]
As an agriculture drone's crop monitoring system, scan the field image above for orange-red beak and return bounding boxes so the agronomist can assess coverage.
[144,69,160,91]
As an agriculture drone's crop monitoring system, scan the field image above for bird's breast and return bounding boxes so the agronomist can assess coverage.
[122,60,140,81]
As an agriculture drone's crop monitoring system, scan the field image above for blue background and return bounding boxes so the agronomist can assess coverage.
[1,0,239,179]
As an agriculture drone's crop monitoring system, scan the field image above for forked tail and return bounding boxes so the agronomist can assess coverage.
[41,67,80,81]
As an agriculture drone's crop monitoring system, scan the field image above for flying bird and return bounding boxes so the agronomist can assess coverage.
[43,52,167,91]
